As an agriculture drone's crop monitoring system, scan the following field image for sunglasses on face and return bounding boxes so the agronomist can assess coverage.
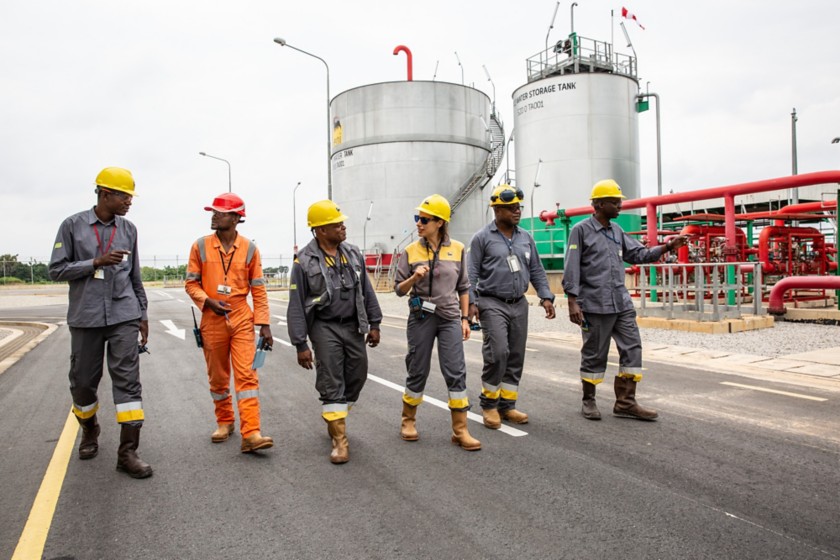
[414,215,437,225]
[491,188,525,204]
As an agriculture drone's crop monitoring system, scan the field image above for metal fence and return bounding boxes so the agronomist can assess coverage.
[636,262,764,321]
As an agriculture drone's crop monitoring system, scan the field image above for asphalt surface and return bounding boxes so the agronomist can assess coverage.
[1,287,839,559]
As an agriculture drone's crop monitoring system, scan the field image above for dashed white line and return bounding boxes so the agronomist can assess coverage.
[272,337,292,347]
[155,290,173,299]
[720,381,827,402]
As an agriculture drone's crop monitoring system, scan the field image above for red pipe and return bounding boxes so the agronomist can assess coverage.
[758,226,824,274]
[393,45,413,81]
[737,199,837,221]
[768,276,840,315]
[539,171,840,250]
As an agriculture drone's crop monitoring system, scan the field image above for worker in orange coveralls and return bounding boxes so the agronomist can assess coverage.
[185,193,274,453]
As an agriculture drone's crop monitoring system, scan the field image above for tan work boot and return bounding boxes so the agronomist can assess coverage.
[581,381,602,420]
[613,376,658,421]
[241,432,274,453]
[400,402,419,441]
[502,409,529,424]
[482,408,501,429]
[211,423,235,443]
[116,424,153,479]
[78,414,100,460]
[327,418,349,464]
[450,410,481,451]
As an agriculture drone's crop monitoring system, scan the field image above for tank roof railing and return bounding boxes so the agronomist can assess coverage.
[526,34,637,83]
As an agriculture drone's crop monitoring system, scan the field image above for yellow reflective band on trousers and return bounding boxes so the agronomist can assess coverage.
[481,382,501,400]
[72,401,98,420]
[618,368,643,383]
[402,389,423,407]
[500,382,519,401]
[581,371,606,384]
[115,401,144,423]
[448,390,469,410]
[322,403,348,422]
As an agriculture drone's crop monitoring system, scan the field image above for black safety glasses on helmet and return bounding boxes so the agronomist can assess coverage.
[415,215,437,225]
[491,188,525,204]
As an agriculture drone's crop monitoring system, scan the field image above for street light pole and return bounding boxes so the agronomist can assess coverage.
[198,152,232,192]
[362,200,374,257]
[293,181,302,254]
[274,37,332,199]
[531,159,543,237]
[636,91,662,232]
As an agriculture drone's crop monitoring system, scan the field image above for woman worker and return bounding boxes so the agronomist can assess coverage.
[394,194,481,451]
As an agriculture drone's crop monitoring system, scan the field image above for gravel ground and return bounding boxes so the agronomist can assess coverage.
[374,292,839,360]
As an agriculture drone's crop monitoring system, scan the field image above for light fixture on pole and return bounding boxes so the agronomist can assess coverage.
[571,2,579,35]
[454,51,464,85]
[199,152,232,192]
[292,181,302,255]
[531,159,543,236]
[274,37,332,199]
[482,65,496,115]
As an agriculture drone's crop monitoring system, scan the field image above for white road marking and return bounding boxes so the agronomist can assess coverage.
[273,336,292,347]
[720,381,828,402]
[155,290,173,299]
[367,374,528,437]
[159,319,186,340]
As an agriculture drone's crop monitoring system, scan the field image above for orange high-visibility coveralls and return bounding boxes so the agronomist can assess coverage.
[185,234,270,438]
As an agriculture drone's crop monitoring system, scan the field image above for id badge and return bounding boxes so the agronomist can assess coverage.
[421,300,437,313]
[340,288,350,300]
[93,268,105,280]
[507,254,521,272]
[217,284,232,295]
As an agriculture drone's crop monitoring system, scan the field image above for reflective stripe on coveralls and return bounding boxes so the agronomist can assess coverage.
[481,382,501,400]
[115,401,144,423]
[449,390,469,410]
[500,382,519,401]
[322,402,348,422]
[210,391,229,401]
[578,310,644,384]
[402,388,424,407]
[237,390,259,401]
[72,400,99,420]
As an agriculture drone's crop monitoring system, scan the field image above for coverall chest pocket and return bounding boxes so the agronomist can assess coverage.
[306,264,327,294]
[227,261,249,287]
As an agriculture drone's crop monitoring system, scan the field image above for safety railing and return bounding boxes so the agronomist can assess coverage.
[636,262,764,321]
[526,34,637,82]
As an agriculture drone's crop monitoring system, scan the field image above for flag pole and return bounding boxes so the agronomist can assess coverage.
[610,10,614,68]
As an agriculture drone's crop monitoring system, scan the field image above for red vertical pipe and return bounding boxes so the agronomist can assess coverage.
[646,203,658,246]
[393,45,413,81]
[724,194,737,262]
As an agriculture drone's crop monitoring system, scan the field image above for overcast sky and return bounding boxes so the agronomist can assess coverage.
[1,0,838,267]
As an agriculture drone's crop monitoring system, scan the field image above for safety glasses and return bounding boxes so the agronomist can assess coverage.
[414,215,437,225]
[491,188,525,204]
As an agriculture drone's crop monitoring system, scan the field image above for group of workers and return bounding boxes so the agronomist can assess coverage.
[48,167,687,476]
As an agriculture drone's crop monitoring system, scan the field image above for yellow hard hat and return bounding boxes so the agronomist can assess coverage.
[307,199,348,228]
[590,179,626,200]
[489,184,525,206]
[95,167,136,197]
[415,194,451,223]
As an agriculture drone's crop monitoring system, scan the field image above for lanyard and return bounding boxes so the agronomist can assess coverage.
[495,229,515,254]
[599,228,620,245]
[92,223,117,256]
[425,241,439,299]
[218,248,236,282]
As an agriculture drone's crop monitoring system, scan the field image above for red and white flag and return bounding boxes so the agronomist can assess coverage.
[621,7,645,30]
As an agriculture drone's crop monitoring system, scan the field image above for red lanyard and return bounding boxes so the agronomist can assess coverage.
[93,223,117,256]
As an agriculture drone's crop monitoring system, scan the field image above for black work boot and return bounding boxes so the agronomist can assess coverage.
[613,376,658,421]
[581,381,601,420]
[116,424,153,479]
[78,415,101,460]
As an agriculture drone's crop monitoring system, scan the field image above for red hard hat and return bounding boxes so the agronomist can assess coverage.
[204,193,246,218]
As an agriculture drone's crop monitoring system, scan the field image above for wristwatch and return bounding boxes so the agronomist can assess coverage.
[461,316,470,321]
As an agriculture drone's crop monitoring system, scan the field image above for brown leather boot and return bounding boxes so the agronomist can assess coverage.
[450,410,481,451]
[327,418,349,464]
[482,408,501,429]
[581,381,602,420]
[116,424,153,479]
[78,415,100,460]
[211,423,234,443]
[502,409,529,424]
[400,402,419,441]
[613,376,658,421]
[241,432,274,453]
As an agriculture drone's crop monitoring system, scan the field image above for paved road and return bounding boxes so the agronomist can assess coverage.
[1,288,839,559]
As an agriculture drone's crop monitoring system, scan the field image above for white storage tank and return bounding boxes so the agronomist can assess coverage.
[330,81,497,255]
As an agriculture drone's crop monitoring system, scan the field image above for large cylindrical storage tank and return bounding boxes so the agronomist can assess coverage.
[331,81,492,254]
[512,72,640,214]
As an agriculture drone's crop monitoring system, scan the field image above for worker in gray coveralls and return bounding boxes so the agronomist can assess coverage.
[562,179,687,421]
[467,185,556,429]
[395,194,480,451]
[48,167,152,479]
[287,199,382,464]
